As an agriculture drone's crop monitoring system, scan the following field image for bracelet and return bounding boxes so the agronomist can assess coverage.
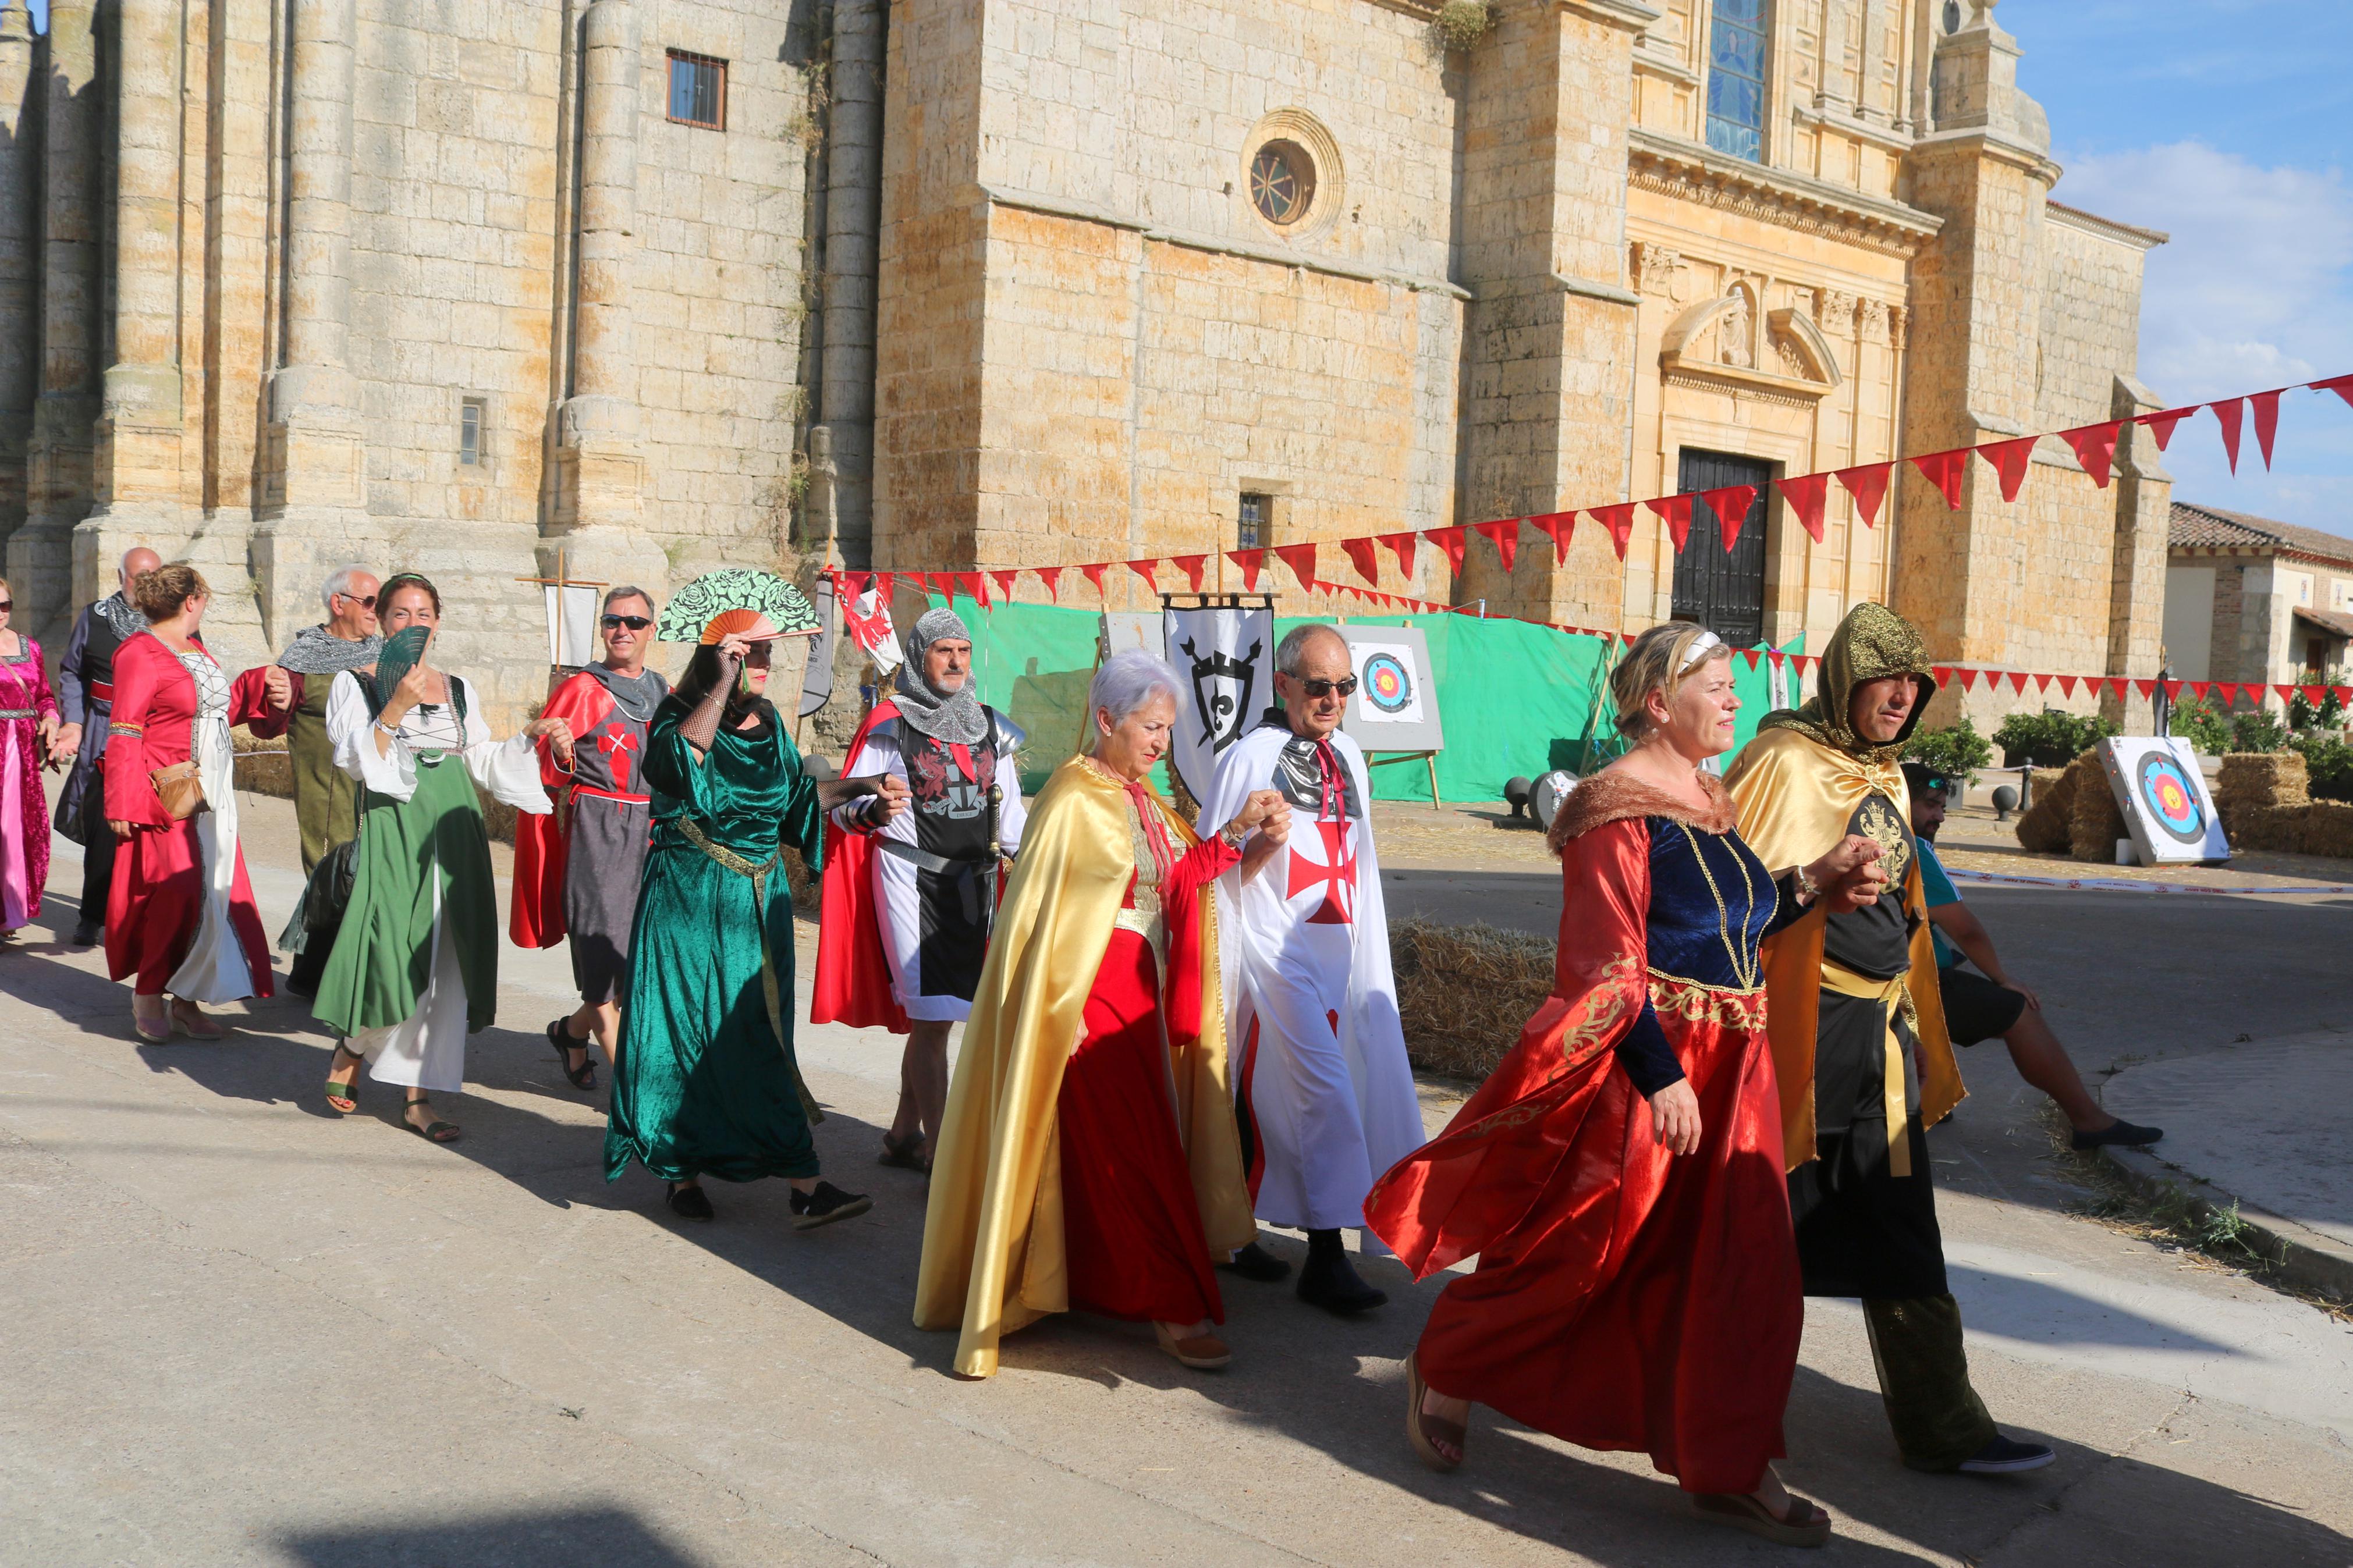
[1793,864,1821,903]
[1218,819,1250,851]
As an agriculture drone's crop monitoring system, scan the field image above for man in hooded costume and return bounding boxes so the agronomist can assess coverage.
[814,607,1028,1170]
[1726,603,2053,1477]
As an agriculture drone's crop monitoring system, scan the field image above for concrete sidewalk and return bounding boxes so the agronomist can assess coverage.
[2,793,2350,1566]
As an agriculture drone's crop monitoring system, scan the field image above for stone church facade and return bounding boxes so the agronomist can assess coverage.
[0,0,2166,729]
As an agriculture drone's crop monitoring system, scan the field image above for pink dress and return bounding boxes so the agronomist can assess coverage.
[0,636,59,931]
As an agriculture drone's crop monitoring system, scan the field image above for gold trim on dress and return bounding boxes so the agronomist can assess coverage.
[1645,968,1770,1030]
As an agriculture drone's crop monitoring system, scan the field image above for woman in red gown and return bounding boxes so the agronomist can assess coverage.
[914,649,1289,1378]
[1366,623,1882,1548]
[102,563,292,1041]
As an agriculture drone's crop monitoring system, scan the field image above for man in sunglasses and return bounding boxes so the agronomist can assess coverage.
[272,565,383,994]
[1199,623,1424,1314]
[512,585,670,1089]
[52,545,163,947]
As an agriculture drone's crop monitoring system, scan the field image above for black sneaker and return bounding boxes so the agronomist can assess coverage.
[790,1181,872,1231]
[70,921,101,948]
[1296,1249,1387,1315]
[2072,1119,2163,1151]
[1218,1241,1293,1283]
[666,1182,715,1222]
[1955,1434,2056,1475]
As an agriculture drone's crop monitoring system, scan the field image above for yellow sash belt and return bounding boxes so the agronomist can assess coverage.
[676,815,823,1125]
[1819,958,1914,1177]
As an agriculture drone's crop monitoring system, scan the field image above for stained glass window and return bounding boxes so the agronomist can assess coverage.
[1706,0,1769,163]
[1248,143,1315,227]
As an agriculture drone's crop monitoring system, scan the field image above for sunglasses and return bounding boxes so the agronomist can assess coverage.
[1295,675,1358,699]
[602,614,652,631]
[335,593,377,610]
[0,601,12,613]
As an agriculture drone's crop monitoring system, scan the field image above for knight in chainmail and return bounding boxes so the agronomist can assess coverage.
[52,547,162,947]
[814,606,1028,1172]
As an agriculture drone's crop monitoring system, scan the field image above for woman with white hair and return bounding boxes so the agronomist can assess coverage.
[915,649,1290,1377]
[1366,621,1884,1548]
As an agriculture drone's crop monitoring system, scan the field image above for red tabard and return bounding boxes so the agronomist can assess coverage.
[810,700,910,1033]
[1364,817,1801,1496]
[510,672,617,950]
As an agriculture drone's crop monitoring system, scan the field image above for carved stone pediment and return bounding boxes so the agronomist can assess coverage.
[1660,292,1842,400]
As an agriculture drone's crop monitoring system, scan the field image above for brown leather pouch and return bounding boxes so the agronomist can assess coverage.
[150,760,208,821]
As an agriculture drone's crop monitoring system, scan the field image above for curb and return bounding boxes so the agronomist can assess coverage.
[2097,1142,2353,1304]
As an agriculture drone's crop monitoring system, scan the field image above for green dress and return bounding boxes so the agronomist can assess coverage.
[606,699,829,1184]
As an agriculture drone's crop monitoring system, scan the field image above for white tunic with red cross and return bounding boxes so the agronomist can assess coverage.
[1203,719,1425,1235]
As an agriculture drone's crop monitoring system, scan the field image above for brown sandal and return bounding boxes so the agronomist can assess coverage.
[1405,1352,1465,1473]
[1692,1491,1833,1548]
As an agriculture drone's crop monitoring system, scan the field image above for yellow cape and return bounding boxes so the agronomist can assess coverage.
[912,756,1257,1378]
[1723,726,1962,1171]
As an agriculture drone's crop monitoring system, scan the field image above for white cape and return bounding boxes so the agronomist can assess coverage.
[1202,723,1426,1233]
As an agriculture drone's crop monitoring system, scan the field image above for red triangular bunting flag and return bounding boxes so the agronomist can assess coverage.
[989,569,1018,601]
[1590,503,1638,560]
[2137,407,2195,450]
[1426,526,1468,578]
[1836,463,1892,528]
[1766,650,1786,669]
[1911,448,1969,510]
[1472,518,1520,573]
[2006,671,2029,694]
[1275,542,1318,588]
[2212,399,2245,473]
[2312,374,2353,412]
[2252,389,2281,469]
[1702,485,1758,550]
[1126,559,1160,592]
[1035,566,1062,601]
[2212,682,2237,707]
[1340,536,1380,586]
[1378,531,1418,581]
[2057,674,2080,697]
[1932,666,1954,686]
[2110,678,2130,701]
[2337,687,2353,707]
[872,573,896,603]
[1741,649,1760,670]
[1528,511,1577,565]
[2160,680,2181,701]
[836,570,868,601]
[2276,684,2298,703]
[1977,436,2037,503]
[2132,678,2154,699]
[2303,684,2326,704]
[1959,667,1980,692]
[1080,563,1109,597]
[959,572,991,606]
[2034,672,2055,693]
[2060,422,2120,489]
[1166,554,1206,592]
[1776,474,1829,543]
[1226,549,1264,591]
[1647,494,1696,552]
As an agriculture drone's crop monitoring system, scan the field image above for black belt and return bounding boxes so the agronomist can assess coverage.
[878,838,1001,925]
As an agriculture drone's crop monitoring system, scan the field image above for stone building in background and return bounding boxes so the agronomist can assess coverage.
[0,0,2167,730]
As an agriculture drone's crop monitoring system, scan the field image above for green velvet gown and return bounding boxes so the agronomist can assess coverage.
[605,698,829,1185]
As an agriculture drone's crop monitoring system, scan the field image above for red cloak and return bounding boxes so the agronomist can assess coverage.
[809,699,907,1033]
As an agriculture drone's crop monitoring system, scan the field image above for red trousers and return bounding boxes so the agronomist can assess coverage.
[1057,930,1225,1327]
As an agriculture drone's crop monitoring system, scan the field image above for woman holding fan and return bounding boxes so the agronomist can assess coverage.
[315,573,569,1142]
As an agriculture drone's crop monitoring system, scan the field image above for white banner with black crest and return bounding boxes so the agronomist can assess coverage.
[1163,605,1274,803]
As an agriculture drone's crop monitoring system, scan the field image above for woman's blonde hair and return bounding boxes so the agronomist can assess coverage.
[132,562,208,623]
[1609,621,1732,739]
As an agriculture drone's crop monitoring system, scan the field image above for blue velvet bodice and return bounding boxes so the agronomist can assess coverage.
[1615,816,1803,1096]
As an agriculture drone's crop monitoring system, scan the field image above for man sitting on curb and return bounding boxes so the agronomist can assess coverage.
[1903,763,2162,1152]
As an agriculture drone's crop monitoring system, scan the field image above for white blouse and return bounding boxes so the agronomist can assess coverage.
[325,670,552,815]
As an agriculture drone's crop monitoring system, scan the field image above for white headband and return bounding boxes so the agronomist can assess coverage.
[1678,629,1725,671]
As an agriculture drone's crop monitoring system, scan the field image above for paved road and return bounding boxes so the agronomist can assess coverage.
[2,794,2349,1566]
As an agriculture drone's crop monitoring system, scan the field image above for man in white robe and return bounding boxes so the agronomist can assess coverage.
[1202,622,1424,1314]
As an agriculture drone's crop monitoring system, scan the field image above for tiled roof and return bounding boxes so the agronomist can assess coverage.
[2294,605,2353,640]
[2169,502,2353,567]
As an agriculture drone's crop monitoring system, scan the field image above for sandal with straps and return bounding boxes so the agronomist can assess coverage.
[545,1019,598,1090]
[877,1130,931,1173]
[403,1096,461,1144]
[324,1045,362,1115]
[1406,1352,1465,1473]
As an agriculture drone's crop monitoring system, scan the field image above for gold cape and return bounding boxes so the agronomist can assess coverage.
[1723,604,1961,1171]
[912,756,1258,1378]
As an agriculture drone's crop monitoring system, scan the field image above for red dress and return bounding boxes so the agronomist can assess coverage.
[1365,771,1804,1496]
[101,633,286,997]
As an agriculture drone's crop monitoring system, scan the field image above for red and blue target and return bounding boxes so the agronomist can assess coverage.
[1362,652,1413,714]
[2135,752,2206,845]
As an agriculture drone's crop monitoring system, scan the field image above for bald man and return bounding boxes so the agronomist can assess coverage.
[52,546,161,945]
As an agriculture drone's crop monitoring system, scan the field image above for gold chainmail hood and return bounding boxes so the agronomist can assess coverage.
[1758,603,1939,765]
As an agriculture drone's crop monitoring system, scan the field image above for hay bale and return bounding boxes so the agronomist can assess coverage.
[2067,752,2126,862]
[1390,916,1556,1083]
[2014,763,2078,852]
[2304,801,2353,858]
[2217,751,2308,808]
[2241,802,2312,854]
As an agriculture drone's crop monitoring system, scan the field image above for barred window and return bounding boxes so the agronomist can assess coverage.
[1705,0,1769,163]
[666,51,726,130]
[1237,492,1269,551]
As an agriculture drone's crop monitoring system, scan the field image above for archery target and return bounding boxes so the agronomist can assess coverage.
[2135,751,2206,845]
[1351,642,1424,724]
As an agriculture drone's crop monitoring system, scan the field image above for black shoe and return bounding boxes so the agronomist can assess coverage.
[2072,1119,2162,1151]
[665,1181,715,1222]
[1219,1241,1293,1283]
[790,1181,872,1231]
[546,1019,598,1090]
[1954,1434,2056,1475]
[1296,1249,1387,1315]
[70,922,100,948]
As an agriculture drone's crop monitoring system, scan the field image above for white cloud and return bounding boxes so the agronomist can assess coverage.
[2050,142,2353,535]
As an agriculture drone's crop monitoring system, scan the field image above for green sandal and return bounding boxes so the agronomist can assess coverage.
[403,1097,460,1143]
[325,1046,361,1115]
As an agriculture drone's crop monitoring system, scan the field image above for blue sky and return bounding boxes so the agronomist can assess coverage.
[2010,0,2352,535]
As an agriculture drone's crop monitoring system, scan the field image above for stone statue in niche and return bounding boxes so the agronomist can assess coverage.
[1717,287,1754,368]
